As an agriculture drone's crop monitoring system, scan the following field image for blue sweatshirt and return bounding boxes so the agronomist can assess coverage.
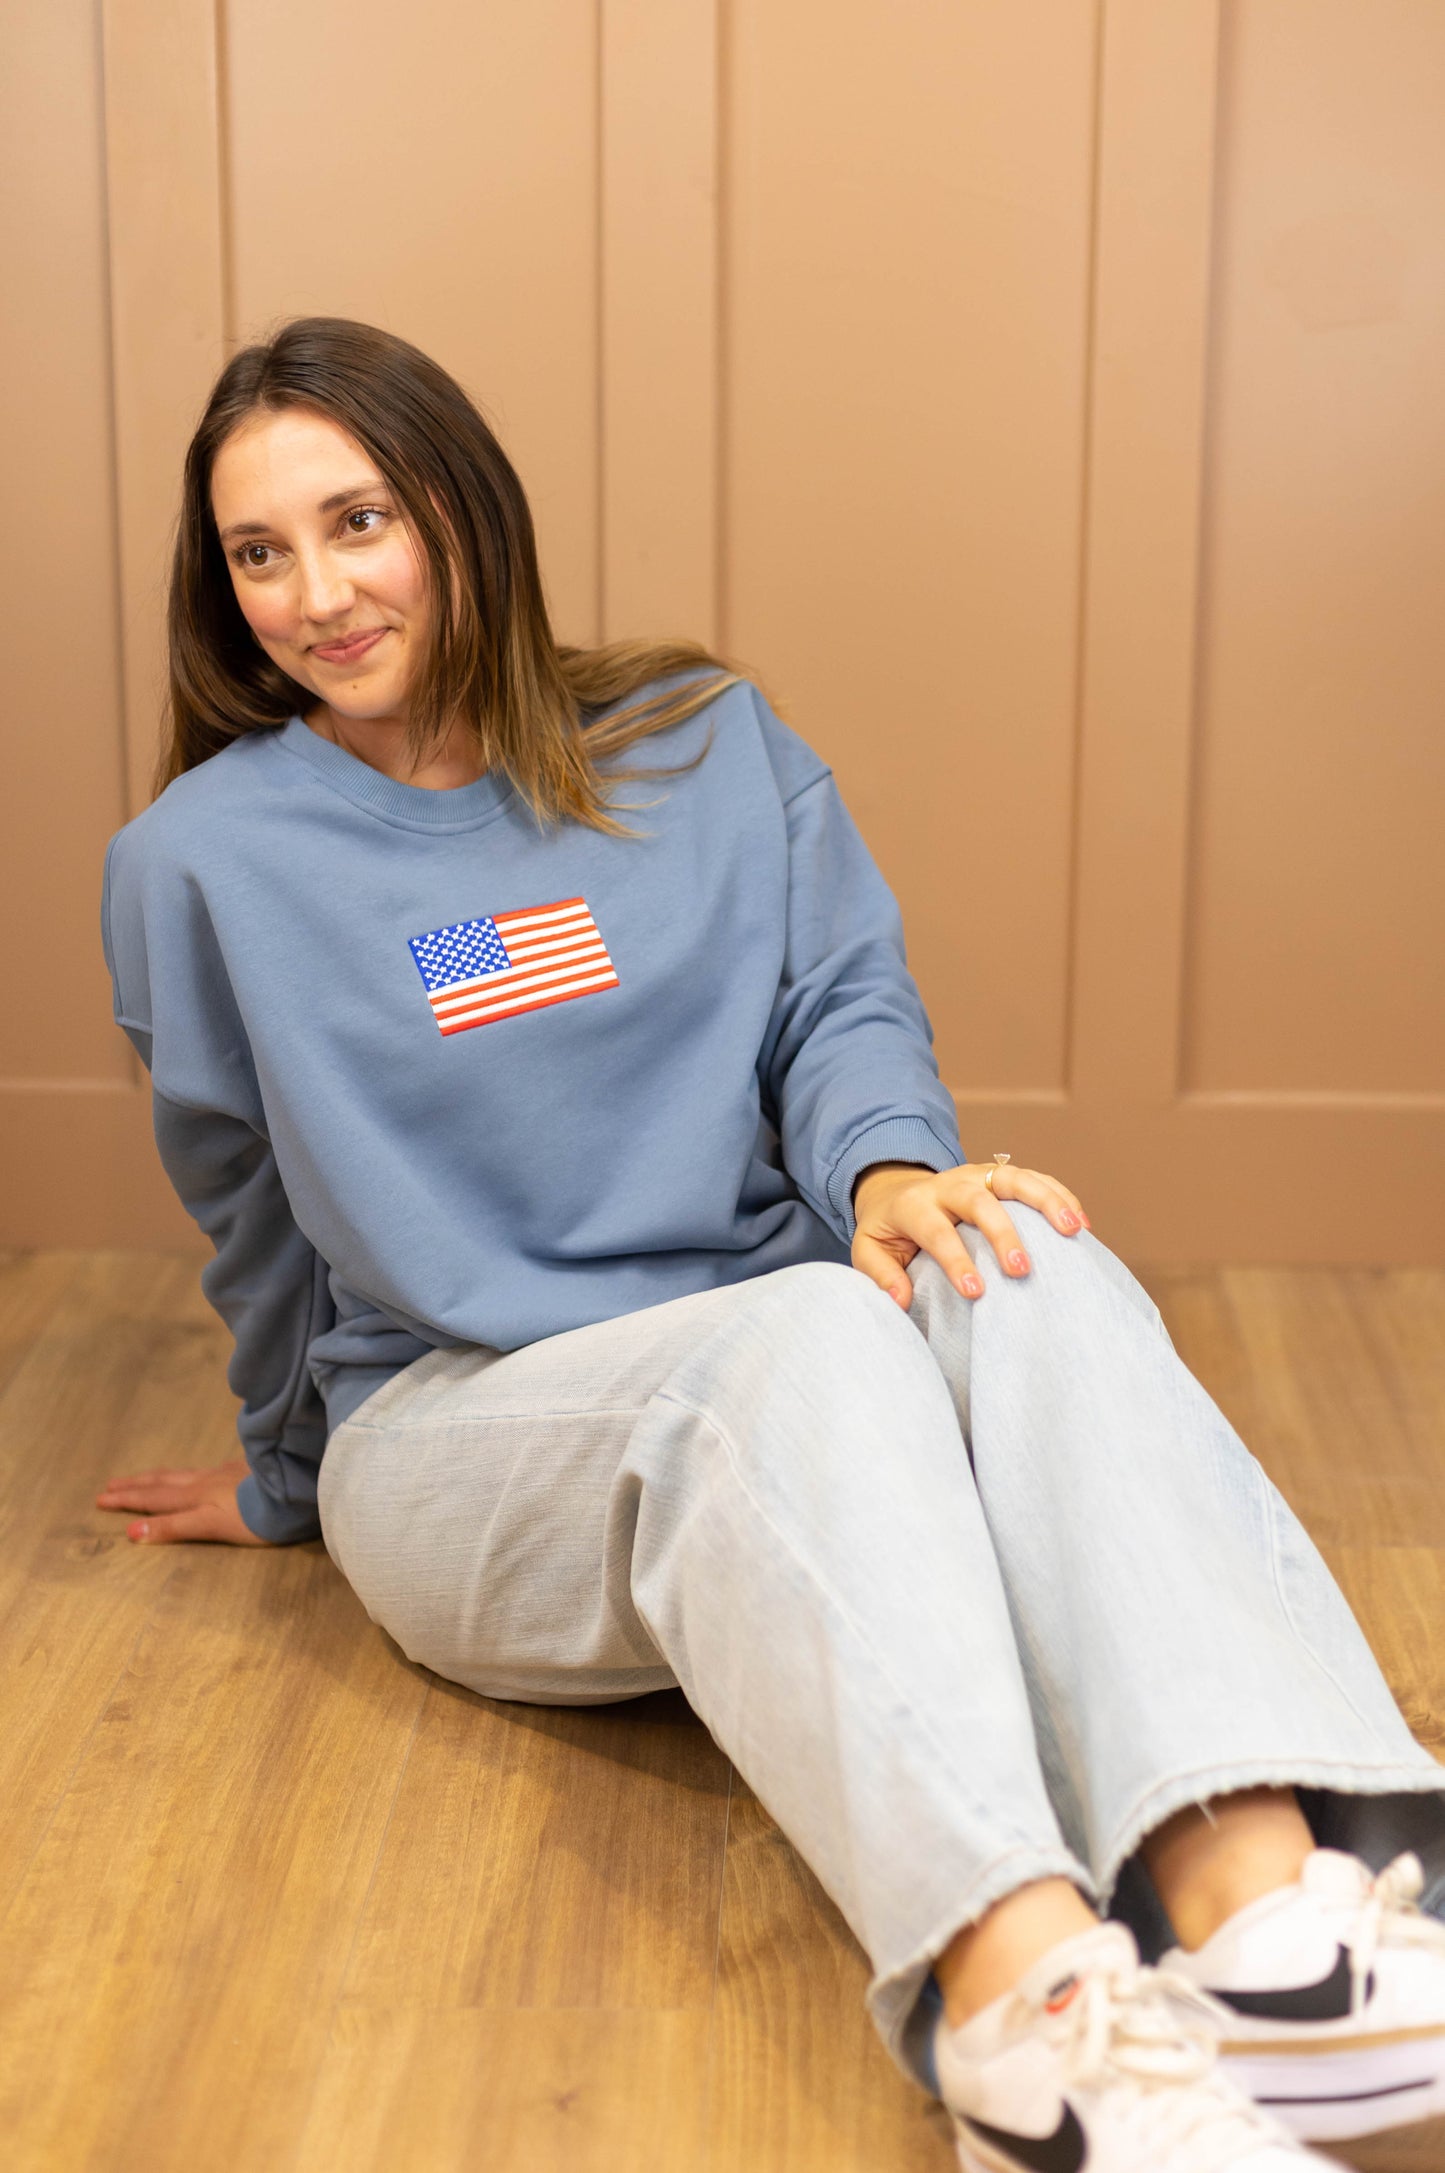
[99,678,964,1542]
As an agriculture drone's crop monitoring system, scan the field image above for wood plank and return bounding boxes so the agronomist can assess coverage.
[1320,1548,1445,1757]
[296,2008,711,2173]
[706,1780,952,2172]
[1351,1268,1445,1473]
[1139,1265,1445,1545]
[4,1254,1442,2170]
[0,1250,236,1917]
[0,1248,88,1399]
[337,1680,731,2012]
[0,1542,426,2173]
[1318,2112,1445,2173]
[0,1250,192,1542]
[0,1248,232,1610]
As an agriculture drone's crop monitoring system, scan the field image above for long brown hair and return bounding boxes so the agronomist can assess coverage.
[159,316,745,834]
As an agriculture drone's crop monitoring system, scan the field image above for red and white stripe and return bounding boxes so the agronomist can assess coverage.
[429,897,619,1035]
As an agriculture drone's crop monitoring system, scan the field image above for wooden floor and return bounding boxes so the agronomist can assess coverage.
[0,1248,1442,2173]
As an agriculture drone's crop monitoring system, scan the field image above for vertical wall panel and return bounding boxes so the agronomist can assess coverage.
[0,4,127,1083]
[1181,0,1445,1093]
[100,0,226,820]
[600,0,720,647]
[4,0,1442,1259]
[1068,0,1221,1109]
[222,0,603,643]
[722,0,1100,1093]
[0,0,201,1247]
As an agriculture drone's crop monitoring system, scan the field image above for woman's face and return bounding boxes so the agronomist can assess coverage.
[210,407,430,725]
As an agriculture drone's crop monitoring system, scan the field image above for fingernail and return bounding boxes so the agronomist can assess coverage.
[961,1274,984,1298]
[1058,1211,1079,1230]
[130,1521,148,1541]
[1008,1250,1030,1273]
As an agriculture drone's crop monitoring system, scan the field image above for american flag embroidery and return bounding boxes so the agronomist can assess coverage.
[407,897,620,1036]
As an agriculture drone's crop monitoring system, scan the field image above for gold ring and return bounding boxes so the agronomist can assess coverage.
[983,1151,1011,1195]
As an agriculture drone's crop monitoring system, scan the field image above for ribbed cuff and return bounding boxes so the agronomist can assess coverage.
[236,1469,322,1546]
[827,1116,964,1242]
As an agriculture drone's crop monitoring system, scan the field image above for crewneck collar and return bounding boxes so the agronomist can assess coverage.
[274,712,517,831]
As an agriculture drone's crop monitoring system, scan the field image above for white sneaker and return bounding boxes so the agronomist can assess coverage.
[1163,1848,1445,2157]
[934,1921,1326,2172]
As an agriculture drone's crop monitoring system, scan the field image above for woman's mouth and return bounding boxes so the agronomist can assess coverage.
[311,626,389,665]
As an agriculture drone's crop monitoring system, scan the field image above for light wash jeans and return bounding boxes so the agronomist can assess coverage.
[315,1206,1445,2086]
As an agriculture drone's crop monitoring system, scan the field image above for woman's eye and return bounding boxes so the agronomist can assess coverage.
[235,543,273,569]
[344,506,388,536]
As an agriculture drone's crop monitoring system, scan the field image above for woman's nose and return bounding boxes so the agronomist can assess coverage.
[296,548,356,625]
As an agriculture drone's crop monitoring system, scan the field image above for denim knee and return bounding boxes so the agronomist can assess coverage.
[947,1197,1169,1340]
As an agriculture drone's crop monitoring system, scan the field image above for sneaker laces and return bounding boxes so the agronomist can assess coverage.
[1346,1850,1445,2007]
[1034,1952,1299,2167]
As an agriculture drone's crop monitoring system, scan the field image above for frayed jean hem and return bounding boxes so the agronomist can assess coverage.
[867,1842,1094,2094]
[879,1751,1445,2096]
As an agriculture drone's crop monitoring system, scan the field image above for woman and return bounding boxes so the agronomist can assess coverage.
[97,317,1445,2173]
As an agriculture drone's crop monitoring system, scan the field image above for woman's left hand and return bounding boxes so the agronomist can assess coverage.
[850,1159,1091,1311]
[94,1455,272,1545]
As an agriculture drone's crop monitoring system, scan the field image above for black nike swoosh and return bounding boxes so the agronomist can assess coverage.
[959,2101,1086,2173]
[1211,1943,1374,2023]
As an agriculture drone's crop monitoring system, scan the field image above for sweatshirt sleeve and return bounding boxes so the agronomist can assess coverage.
[756,758,965,1246]
[101,828,333,1544]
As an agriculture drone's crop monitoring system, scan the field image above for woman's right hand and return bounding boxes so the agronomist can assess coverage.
[94,1455,271,1545]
